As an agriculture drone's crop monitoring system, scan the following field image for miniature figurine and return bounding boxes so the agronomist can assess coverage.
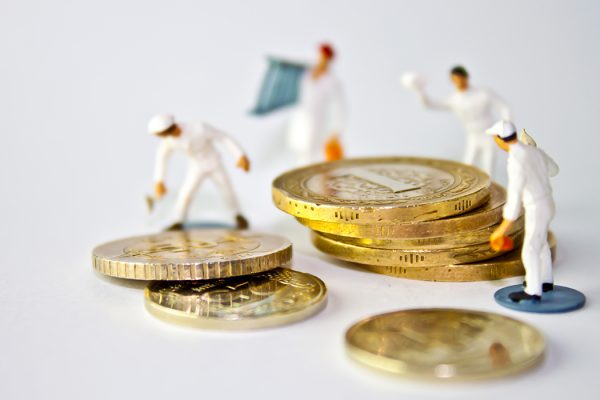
[487,120,585,312]
[252,44,346,165]
[148,114,250,230]
[401,66,511,176]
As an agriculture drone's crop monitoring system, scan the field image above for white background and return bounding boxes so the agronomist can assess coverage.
[1,0,599,399]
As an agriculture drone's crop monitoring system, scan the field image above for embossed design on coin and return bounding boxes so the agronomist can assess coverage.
[92,229,292,280]
[273,157,490,223]
[145,268,327,329]
[119,232,261,260]
[307,164,454,201]
[346,309,545,379]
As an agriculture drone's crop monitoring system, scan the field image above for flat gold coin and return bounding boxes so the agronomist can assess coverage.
[311,230,522,267]
[322,216,524,250]
[362,232,557,281]
[346,309,545,380]
[144,268,327,330]
[92,229,292,280]
[297,182,506,239]
[273,157,490,224]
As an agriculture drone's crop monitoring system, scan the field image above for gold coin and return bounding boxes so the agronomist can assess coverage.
[346,308,545,380]
[273,157,490,224]
[323,216,524,250]
[144,268,327,330]
[92,229,292,280]
[297,182,506,239]
[361,232,556,281]
[311,230,523,267]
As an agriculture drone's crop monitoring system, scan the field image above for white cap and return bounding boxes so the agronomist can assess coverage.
[485,120,516,139]
[148,113,175,135]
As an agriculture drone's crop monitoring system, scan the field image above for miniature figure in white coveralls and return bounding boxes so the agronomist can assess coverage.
[287,44,346,165]
[402,66,511,176]
[149,114,250,230]
[487,120,559,302]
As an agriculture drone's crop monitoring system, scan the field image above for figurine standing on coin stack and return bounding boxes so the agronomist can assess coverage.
[272,157,558,282]
[92,229,327,329]
[148,114,251,231]
[486,120,585,313]
[401,66,511,176]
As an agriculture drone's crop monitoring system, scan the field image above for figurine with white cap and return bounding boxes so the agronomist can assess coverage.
[401,66,511,176]
[487,120,585,313]
[148,114,250,231]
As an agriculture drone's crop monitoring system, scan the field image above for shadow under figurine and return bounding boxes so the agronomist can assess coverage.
[147,113,250,231]
[486,120,585,313]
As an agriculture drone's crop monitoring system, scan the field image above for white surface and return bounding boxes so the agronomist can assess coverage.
[1,1,599,399]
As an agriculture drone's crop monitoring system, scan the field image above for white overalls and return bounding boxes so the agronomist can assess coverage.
[503,142,559,296]
[287,71,346,165]
[419,87,511,176]
[154,122,244,223]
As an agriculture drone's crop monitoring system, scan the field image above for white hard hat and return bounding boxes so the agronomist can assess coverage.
[148,113,175,135]
[485,120,516,139]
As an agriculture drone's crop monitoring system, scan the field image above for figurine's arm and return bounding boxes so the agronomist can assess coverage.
[154,140,173,197]
[418,91,452,111]
[400,72,451,110]
[205,123,250,172]
[502,158,526,222]
[490,157,525,250]
[488,90,511,120]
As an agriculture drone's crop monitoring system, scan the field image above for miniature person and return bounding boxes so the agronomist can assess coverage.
[487,120,559,302]
[401,66,511,176]
[287,43,346,165]
[148,114,250,230]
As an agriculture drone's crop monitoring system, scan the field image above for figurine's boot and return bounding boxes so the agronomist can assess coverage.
[235,214,249,230]
[542,283,554,292]
[509,291,541,303]
[523,281,555,292]
[166,222,184,231]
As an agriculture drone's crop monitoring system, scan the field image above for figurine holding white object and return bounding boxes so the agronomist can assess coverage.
[487,120,585,313]
[401,67,511,176]
[148,114,250,231]
[287,43,346,165]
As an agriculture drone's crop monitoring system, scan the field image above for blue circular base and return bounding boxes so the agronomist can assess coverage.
[494,285,586,314]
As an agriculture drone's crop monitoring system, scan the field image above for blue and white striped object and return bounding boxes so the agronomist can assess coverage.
[251,57,308,115]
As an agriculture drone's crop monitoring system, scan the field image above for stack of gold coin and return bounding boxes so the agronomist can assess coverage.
[92,229,327,329]
[272,157,555,281]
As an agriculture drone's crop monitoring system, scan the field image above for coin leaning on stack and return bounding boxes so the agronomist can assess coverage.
[272,157,557,282]
[92,229,327,329]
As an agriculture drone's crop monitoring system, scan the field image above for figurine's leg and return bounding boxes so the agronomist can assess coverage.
[521,206,551,296]
[540,202,556,286]
[481,139,496,177]
[175,168,208,223]
[540,237,554,286]
[463,134,478,166]
[210,165,241,215]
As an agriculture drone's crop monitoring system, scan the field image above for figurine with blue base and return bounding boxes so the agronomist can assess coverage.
[487,120,585,313]
[148,114,250,231]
